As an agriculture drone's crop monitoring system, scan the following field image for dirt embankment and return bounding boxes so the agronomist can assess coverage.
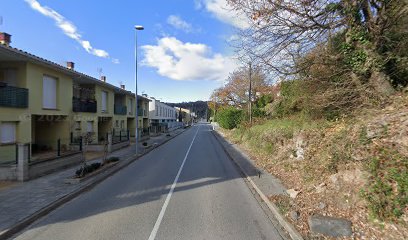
[221,94,408,239]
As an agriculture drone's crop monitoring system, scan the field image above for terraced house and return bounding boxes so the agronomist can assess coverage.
[0,32,150,180]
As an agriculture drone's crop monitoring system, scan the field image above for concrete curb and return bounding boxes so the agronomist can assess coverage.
[0,128,187,240]
[212,130,304,240]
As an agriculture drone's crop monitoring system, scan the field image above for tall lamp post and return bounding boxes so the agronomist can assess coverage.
[134,25,144,156]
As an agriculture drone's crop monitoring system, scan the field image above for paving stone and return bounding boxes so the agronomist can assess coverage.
[290,211,300,221]
[0,129,185,234]
[308,214,352,237]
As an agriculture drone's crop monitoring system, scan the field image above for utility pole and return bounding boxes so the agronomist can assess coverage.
[248,62,253,125]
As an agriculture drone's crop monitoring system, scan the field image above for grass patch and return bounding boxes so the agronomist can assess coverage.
[226,116,330,168]
[270,195,291,215]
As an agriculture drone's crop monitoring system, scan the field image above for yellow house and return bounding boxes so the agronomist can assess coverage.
[137,95,150,139]
[0,33,149,164]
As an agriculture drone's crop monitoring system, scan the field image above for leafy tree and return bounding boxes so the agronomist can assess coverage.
[217,107,244,129]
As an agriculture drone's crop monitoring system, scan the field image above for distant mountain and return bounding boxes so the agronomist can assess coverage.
[166,101,209,119]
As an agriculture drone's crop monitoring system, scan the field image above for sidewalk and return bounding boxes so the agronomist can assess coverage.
[0,128,186,239]
[211,123,303,240]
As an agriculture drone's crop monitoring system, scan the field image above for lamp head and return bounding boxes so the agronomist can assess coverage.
[135,25,144,30]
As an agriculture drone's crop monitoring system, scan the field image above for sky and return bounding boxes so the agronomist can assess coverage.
[0,0,249,102]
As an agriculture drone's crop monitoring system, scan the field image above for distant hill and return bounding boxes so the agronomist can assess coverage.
[166,101,208,119]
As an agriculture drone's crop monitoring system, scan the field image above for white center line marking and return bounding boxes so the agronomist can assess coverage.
[147,126,200,240]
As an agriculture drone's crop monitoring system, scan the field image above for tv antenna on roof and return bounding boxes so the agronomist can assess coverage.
[97,67,103,78]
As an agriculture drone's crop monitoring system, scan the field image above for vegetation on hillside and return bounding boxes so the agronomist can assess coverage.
[210,0,408,238]
[166,101,209,119]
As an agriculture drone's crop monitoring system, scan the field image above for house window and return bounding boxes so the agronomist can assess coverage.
[1,68,17,86]
[0,122,16,144]
[43,75,57,109]
[75,121,81,130]
[155,104,158,116]
[120,120,125,129]
[101,91,108,112]
[115,120,119,128]
[128,99,133,114]
[86,121,93,133]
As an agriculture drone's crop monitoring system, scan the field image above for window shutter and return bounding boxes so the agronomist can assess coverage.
[101,91,107,112]
[43,75,57,109]
[86,121,93,132]
[128,99,132,114]
[0,122,16,143]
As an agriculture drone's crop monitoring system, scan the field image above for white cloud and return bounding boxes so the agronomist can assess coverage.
[25,0,116,62]
[197,0,249,30]
[142,37,237,81]
[112,58,120,64]
[167,15,193,33]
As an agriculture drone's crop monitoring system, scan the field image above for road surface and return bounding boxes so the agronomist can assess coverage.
[14,124,285,240]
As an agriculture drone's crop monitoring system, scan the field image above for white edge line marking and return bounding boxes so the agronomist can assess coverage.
[147,126,200,240]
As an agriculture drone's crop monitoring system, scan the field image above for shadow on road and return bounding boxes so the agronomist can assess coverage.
[17,123,259,237]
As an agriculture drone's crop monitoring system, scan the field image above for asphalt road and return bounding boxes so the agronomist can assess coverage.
[14,124,284,240]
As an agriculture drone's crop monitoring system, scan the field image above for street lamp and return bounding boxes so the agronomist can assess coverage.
[134,25,144,156]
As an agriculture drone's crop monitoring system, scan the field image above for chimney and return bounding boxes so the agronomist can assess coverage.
[0,32,11,46]
[120,84,125,90]
[66,61,75,70]
[101,76,106,82]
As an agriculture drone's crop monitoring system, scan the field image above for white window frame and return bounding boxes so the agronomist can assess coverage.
[0,122,16,144]
[42,75,57,109]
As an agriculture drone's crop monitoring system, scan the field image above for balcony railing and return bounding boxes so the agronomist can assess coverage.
[72,97,97,113]
[0,85,28,108]
[137,108,148,117]
[114,105,127,115]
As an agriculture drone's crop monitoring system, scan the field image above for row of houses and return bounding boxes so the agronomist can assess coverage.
[0,32,196,180]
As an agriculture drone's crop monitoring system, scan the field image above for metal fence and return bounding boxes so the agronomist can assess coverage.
[31,137,80,162]
[112,130,130,144]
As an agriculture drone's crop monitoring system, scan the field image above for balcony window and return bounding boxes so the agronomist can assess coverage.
[128,99,133,114]
[42,75,57,109]
[1,68,17,87]
[0,122,16,144]
[101,91,108,112]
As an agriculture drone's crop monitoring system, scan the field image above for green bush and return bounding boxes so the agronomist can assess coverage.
[75,162,102,177]
[217,107,243,129]
[362,148,408,221]
[105,156,119,164]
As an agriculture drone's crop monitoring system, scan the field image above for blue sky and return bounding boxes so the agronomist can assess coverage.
[1,0,249,102]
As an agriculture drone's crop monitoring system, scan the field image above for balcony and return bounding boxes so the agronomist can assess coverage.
[114,104,127,115]
[0,85,29,108]
[72,97,97,113]
[137,108,148,117]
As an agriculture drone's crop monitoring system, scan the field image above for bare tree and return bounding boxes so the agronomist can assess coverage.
[228,0,407,95]
[210,65,269,108]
